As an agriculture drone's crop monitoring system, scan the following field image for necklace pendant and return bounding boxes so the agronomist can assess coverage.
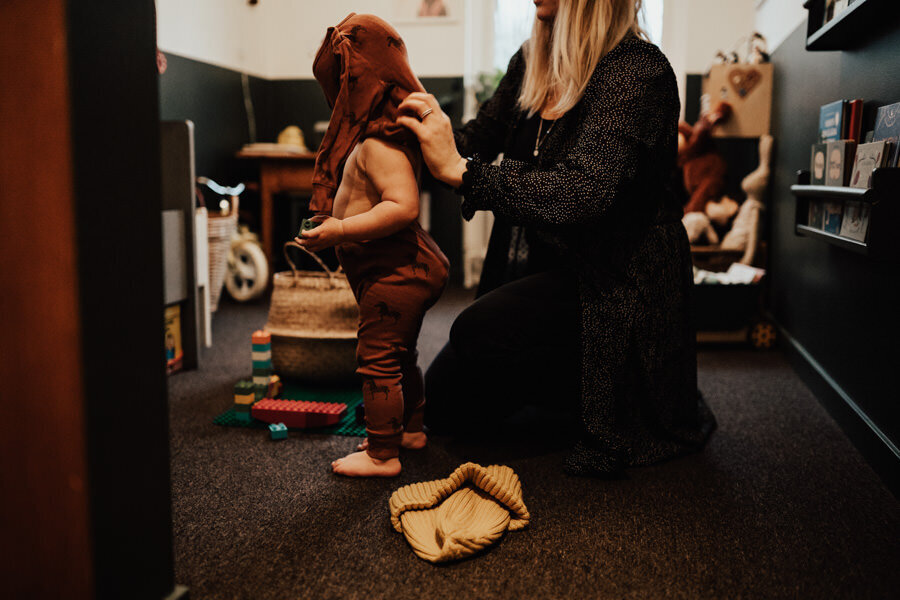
[533,148,539,157]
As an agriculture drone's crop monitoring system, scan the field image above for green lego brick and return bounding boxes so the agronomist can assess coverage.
[252,367,273,377]
[252,360,272,370]
[269,423,288,440]
[233,380,255,395]
[235,411,252,423]
[252,343,271,353]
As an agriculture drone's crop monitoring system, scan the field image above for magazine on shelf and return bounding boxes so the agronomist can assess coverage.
[825,140,855,186]
[849,141,890,189]
[810,143,828,185]
[823,201,843,234]
[808,200,825,230]
[839,201,870,242]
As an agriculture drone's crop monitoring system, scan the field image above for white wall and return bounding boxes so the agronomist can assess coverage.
[660,0,759,116]
[156,0,268,76]
[158,0,804,81]
[157,0,466,79]
[755,0,807,53]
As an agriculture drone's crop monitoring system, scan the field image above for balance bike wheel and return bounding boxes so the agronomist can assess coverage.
[226,240,268,301]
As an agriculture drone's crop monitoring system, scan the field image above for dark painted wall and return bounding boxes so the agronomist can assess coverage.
[769,20,900,473]
[159,53,255,184]
[158,53,465,282]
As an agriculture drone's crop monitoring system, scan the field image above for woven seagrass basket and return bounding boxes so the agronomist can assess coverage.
[265,242,359,383]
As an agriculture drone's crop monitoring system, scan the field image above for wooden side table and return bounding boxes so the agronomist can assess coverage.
[235,149,317,269]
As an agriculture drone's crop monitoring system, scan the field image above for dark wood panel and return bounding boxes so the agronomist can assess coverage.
[0,0,93,596]
[67,1,175,597]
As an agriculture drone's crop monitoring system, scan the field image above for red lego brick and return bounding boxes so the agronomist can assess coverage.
[251,329,271,345]
[251,399,347,428]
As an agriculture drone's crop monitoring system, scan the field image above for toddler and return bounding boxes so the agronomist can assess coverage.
[297,14,449,477]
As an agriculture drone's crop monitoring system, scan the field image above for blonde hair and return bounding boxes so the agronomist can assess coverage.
[518,0,647,117]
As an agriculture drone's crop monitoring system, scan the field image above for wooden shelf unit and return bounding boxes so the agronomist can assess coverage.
[790,167,900,259]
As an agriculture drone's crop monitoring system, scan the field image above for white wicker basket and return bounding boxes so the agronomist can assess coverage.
[206,197,238,312]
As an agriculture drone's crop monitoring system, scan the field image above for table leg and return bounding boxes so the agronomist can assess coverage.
[260,178,274,271]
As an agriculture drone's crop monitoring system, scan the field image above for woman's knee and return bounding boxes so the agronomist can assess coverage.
[448,301,498,359]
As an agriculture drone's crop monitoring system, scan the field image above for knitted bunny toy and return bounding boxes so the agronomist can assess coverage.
[720,135,773,264]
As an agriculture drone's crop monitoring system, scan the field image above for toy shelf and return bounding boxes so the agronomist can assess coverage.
[803,0,889,51]
[790,167,900,259]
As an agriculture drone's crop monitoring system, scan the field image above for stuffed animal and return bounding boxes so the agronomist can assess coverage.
[678,102,733,215]
[706,195,739,228]
[721,135,773,264]
[683,211,719,245]
[747,32,770,65]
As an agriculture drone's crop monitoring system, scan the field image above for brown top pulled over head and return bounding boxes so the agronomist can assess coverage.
[310,13,425,215]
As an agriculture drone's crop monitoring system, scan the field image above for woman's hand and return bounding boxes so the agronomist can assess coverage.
[397,92,468,188]
[294,216,345,252]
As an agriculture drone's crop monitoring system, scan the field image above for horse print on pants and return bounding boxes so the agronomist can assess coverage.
[364,379,390,404]
[411,261,430,276]
[375,301,401,323]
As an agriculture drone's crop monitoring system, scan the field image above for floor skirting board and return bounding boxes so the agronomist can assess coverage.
[774,319,900,498]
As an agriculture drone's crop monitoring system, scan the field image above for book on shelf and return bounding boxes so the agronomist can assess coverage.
[849,140,891,188]
[839,201,870,242]
[823,201,844,234]
[819,100,847,143]
[164,303,183,375]
[810,143,828,185]
[825,140,856,186]
[873,101,900,167]
[846,99,864,143]
[808,200,825,230]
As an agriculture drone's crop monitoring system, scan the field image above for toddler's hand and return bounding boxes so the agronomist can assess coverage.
[295,216,344,252]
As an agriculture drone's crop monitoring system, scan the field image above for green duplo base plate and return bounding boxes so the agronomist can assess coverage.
[214,381,365,437]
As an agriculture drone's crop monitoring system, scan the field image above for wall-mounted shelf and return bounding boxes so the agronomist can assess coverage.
[803,0,896,51]
[790,167,900,259]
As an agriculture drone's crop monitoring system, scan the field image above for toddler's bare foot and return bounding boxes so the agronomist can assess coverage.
[332,450,401,477]
[357,431,428,451]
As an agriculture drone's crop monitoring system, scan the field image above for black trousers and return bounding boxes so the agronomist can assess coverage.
[424,269,581,433]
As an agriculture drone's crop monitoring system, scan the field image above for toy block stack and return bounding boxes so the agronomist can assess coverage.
[233,380,256,423]
[252,330,273,402]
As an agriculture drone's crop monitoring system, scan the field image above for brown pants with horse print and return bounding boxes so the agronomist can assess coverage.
[336,223,449,460]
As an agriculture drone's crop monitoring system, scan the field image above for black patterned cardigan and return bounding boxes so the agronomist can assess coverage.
[454,34,716,475]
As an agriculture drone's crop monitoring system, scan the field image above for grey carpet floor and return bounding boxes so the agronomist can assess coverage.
[169,289,900,599]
